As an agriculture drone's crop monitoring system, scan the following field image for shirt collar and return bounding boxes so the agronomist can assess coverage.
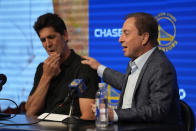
[61,49,76,67]
[129,47,156,70]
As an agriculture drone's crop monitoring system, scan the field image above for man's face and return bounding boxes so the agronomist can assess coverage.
[39,27,68,56]
[119,17,144,59]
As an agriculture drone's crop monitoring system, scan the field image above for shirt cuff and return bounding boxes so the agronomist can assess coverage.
[97,65,106,77]
[113,110,118,122]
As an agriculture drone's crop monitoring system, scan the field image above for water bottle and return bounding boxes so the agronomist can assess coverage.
[95,83,108,128]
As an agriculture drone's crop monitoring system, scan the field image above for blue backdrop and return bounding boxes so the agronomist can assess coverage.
[0,0,195,127]
[89,0,196,123]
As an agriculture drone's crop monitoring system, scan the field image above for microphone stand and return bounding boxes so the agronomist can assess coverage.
[0,97,15,119]
[0,76,16,119]
[62,90,80,124]
[62,80,94,124]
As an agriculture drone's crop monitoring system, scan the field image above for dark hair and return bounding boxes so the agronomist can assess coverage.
[33,13,67,36]
[125,12,159,46]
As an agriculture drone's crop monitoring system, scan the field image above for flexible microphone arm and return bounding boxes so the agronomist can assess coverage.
[62,91,79,124]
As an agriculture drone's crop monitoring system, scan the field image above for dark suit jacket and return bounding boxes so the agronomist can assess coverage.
[103,48,181,123]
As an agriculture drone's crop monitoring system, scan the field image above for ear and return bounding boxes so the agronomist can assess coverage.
[142,32,149,46]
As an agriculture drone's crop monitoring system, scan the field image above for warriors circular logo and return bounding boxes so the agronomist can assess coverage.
[155,12,177,52]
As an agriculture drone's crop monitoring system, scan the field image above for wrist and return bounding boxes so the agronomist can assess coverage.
[97,63,101,69]
[41,74,53,81]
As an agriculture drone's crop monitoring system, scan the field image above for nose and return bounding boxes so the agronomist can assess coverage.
[46,38,52,48]
[119,34,124,44]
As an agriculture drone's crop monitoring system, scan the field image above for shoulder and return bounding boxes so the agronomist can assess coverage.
[34,63,44,79]
[68,52,99,81]
[73,52,96,73]
[149,48,175,69]
[143,49,177,79]
[35,63,44,73]
[37,62,44,69]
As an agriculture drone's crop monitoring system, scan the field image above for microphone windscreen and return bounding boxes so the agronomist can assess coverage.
[0,74,7,85]
[68,79,87,96]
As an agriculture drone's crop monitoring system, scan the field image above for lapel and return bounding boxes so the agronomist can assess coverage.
[131,48,159,105]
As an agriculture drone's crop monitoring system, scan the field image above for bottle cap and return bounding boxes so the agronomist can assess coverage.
[98,83,105,88]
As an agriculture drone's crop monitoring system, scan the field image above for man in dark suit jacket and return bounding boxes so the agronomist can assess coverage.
[82,12,181,123]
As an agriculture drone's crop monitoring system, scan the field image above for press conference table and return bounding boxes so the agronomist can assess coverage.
[0,114,184,131]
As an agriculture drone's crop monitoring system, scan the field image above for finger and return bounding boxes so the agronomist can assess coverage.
[49,53,60,60]
[81,55,90,60]
[81,56,91,64]
[81,59,89,65]
[91,103,96,108]
[43,58,60,73]
[81,56,95,62]
[45,54,60,65]
[49,60,60,68]
[91,104,96,112]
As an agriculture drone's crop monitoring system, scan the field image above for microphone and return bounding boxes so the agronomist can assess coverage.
[39,79,87,122]
[0,74,7,91]
[68,79,87,97]
[61,79,87,123]
[54,79,87,114]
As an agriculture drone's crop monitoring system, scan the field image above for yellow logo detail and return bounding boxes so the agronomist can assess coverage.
[107,85,120,109]
[155,12,177,52]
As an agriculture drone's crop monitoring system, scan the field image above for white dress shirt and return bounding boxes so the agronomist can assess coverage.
[97,47,156,121]
[122,61,138,109]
